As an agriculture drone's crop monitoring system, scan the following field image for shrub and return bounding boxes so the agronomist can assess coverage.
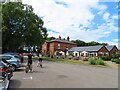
[111,59,120,64]
[51,55,53,58]
[33,56,39,59]
[69,54,74,57]
[100,56,112,61]
[111,55,117,59]
[97,59,105,65]
[115,59,120,64]
[111,59,117,62]
[89,58,96,65]
[89,58,105,65]
[111,54,120,59]
[47,54,50,57]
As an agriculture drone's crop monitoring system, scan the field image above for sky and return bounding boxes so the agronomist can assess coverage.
[22,0,119,48]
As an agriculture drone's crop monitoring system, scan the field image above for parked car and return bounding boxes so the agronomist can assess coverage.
[0,71,10,90]
[0,54,21,71]
[4,53,23,62]
[1,58,13,80]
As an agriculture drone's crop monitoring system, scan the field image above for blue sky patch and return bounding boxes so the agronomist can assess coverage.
[48,29,59,33]
[55,1,68,7]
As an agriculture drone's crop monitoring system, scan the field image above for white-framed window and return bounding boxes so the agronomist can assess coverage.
[105,52,109,56]
[99,52,103,54]
[58,43,60,49]
[44,45,46,49]
[50,43,52,48]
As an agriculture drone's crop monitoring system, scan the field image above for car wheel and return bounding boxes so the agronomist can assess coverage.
[12,65,16,71]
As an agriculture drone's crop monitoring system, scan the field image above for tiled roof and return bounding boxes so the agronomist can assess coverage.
[68,45,104,52]
[105,45,115,51]
[69,45,117,52]
[46,39,77,45]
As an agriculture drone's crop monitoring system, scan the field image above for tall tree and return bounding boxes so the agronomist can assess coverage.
[72,40,108,46]
[47,37,56,41]
[71,40,87,46]
[2,2,48,53]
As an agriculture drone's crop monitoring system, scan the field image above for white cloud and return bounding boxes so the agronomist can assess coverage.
[113,39,120,42]
[97,5,107,15]
[104,31,111,34]
[22,0,117,45]
[98,40,118,48]
[103,12,110,20]
[22,0,101,28]
[112,15,118,19]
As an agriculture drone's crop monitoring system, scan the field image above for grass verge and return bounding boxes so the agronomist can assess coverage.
[33,57,108,67]
[42,57,89,64]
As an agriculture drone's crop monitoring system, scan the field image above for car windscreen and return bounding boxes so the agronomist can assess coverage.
[2,56,12,60]
[14,55,20,58]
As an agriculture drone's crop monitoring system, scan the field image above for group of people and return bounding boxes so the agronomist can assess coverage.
[26,53,42,73]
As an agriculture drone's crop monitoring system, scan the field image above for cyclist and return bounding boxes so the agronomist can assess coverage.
[37,54,42,68]
[27,53,33,72]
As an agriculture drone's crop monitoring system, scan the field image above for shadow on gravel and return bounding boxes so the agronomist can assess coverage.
[32,70,44,73]
[8,79,22,89]
[20,65,27,67]
[36,66,48,68]
[14,68,25,72]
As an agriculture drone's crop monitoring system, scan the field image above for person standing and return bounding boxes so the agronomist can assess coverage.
[37,54,42,68]
[27,53,33,72]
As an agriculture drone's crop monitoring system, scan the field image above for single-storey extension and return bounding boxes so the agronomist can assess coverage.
[68,45,118,57]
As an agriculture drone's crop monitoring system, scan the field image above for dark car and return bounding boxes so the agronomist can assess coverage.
[4,53,23,62]
[0,71,10,90]
[0,58,13,80]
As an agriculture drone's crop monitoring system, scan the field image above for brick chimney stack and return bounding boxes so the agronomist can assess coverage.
[67,36,70,41]
[59,35,61,40]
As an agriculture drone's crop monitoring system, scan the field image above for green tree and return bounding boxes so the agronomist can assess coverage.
[87,41,99,46]
[47,37,56,41]
[87,41,108,46]
[72,40,108,46]
[2,2,47,53]
[71,40,87,46]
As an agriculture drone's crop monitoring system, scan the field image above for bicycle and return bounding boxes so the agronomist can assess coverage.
[37,61,42,68]
[25,64,32,73]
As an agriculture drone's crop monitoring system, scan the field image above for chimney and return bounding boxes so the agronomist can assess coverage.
[67,36,70,41]
[59,35,61,40]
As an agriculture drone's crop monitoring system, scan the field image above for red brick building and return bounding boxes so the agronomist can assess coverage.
[42,36,77,55]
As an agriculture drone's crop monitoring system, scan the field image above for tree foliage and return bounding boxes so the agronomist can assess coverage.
[2,2,47,53]
[71,40,108,46]
[47,37,56,41]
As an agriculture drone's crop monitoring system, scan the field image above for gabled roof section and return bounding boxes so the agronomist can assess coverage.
[105,45,116,51]
[68,45,104,52]
[46,39,77,45]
